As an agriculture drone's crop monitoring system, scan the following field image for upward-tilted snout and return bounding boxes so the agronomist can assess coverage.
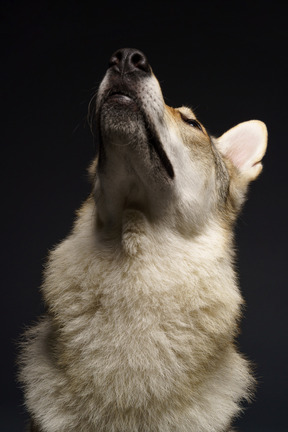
[95,48,175,191]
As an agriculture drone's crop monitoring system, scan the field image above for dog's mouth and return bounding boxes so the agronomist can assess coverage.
[98,88,175,179]
[106,91,136,104]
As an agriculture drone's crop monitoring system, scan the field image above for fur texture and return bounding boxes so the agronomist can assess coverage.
[19,48,267,432]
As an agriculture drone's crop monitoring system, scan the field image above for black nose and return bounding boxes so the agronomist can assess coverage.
[108,48,150,75]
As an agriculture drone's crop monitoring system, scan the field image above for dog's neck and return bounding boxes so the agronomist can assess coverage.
[79,197,233,265]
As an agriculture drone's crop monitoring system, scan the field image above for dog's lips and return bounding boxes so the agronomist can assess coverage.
[105,91,138,109]
[108,93,132,102]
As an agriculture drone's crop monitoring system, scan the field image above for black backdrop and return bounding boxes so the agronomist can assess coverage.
[2,1,288,431]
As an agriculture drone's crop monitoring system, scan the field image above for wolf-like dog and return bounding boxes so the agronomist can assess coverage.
[19,48,267,432]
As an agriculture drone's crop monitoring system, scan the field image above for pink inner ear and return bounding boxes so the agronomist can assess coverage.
[223,123,266,170]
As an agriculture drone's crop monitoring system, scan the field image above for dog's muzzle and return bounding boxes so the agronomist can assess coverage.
[94,48,175,180]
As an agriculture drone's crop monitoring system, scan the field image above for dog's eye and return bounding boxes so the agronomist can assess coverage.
[180,114,203,132]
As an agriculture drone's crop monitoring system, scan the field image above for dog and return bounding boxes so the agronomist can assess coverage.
[19,48,267,432]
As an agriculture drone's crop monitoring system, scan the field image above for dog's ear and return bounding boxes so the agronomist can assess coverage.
[217,120,267,181]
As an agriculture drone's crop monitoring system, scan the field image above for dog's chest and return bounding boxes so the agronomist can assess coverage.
[54,247,204,400]
[46,214,240,411]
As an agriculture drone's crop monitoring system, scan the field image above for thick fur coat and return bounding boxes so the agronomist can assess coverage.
[19,48,267,432]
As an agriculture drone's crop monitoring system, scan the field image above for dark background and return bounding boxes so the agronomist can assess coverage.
[1,0,287,431]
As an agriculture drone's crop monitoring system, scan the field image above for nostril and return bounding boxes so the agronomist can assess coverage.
[108,50,123,68]
[131,53,142,66]
[131,52,149,72]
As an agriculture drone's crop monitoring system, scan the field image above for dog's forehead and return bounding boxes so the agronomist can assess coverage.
[177,106,197,118]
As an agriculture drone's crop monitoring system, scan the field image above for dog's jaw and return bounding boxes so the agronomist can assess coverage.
[91,55,177,233]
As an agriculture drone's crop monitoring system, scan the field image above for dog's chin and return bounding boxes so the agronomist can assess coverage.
[98,94,174,180]
[99,96,145,141]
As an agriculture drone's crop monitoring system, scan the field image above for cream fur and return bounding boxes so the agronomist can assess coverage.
[19,49,267,432]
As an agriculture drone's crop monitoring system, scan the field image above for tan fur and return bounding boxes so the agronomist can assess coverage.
[19,49,267,431]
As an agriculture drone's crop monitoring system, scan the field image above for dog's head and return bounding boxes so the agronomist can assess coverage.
[89,48,267,236]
